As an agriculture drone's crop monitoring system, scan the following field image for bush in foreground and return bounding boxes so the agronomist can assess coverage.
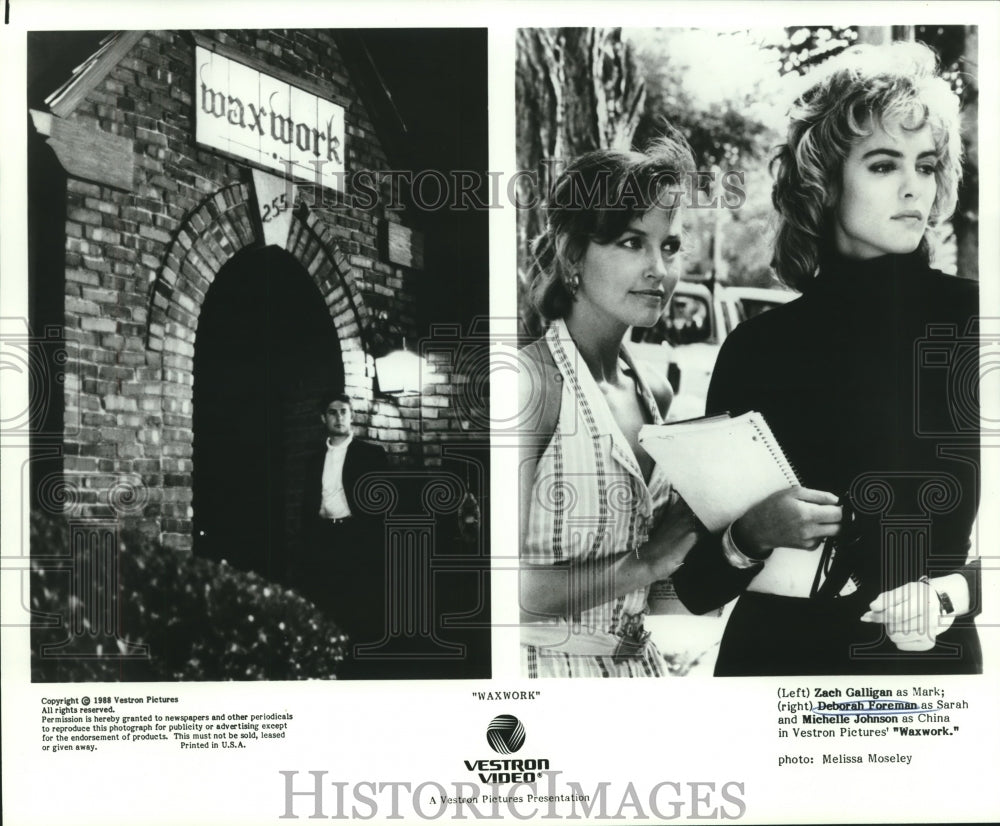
[30,511,347,682]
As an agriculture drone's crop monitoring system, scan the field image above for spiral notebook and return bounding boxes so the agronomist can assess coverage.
[638,411,798,533]
[641,412,847,599]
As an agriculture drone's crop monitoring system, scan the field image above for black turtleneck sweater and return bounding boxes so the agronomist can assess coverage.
[672,250,981,674]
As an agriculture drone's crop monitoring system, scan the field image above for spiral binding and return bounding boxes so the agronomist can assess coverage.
[750,412,800,485]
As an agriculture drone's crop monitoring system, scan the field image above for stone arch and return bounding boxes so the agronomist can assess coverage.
[146,182,370,386]
[142,180,373,548]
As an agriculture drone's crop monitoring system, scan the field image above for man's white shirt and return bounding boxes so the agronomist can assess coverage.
[319,435,353,519]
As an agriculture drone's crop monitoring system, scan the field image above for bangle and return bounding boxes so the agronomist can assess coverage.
[919,576,955,616]
[721,523,767,569]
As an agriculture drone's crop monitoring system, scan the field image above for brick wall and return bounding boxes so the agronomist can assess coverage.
[40,29,485,552]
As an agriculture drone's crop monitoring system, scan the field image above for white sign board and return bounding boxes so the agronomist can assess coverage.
[195,45,345,191]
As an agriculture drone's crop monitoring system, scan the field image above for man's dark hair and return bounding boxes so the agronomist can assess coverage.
[319,392,353,413]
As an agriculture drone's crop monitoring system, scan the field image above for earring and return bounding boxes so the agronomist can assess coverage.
[564,270,580,296]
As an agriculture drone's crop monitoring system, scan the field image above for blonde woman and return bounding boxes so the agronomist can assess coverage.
[674,42,981,675]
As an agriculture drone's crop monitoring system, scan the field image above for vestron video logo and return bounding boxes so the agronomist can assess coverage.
[486,714,525,754]
[467,714,547,784]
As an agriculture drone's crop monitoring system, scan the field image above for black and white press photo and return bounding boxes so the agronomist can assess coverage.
[1,5,998,826]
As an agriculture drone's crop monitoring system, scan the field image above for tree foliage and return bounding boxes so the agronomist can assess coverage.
[777,26,856,75]
[632,36,770,171]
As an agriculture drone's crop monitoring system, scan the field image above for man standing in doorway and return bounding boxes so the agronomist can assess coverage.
[299,393,389,677]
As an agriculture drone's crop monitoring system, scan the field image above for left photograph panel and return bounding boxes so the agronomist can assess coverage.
[25,29,490,682]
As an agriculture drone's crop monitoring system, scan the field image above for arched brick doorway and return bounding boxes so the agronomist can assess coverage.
[143,181,372,551]
[192,245,344,581]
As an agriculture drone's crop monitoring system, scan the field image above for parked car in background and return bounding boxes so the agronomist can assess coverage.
[630,281,798,421]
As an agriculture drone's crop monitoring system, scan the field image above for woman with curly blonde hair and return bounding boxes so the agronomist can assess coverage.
[673,41,982,675]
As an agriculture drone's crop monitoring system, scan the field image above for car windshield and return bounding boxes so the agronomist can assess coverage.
[629,292,714,346]
[667,294,712,345]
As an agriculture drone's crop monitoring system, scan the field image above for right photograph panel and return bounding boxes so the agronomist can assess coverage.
[514,26,984,679]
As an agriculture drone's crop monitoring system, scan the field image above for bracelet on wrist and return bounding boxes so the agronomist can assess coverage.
[919,575,955,616]
[722,523,770,569]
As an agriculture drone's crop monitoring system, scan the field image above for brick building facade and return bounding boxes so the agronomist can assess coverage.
[28,30,489,585]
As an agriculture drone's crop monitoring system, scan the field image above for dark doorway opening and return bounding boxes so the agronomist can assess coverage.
[193,246,344,583]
